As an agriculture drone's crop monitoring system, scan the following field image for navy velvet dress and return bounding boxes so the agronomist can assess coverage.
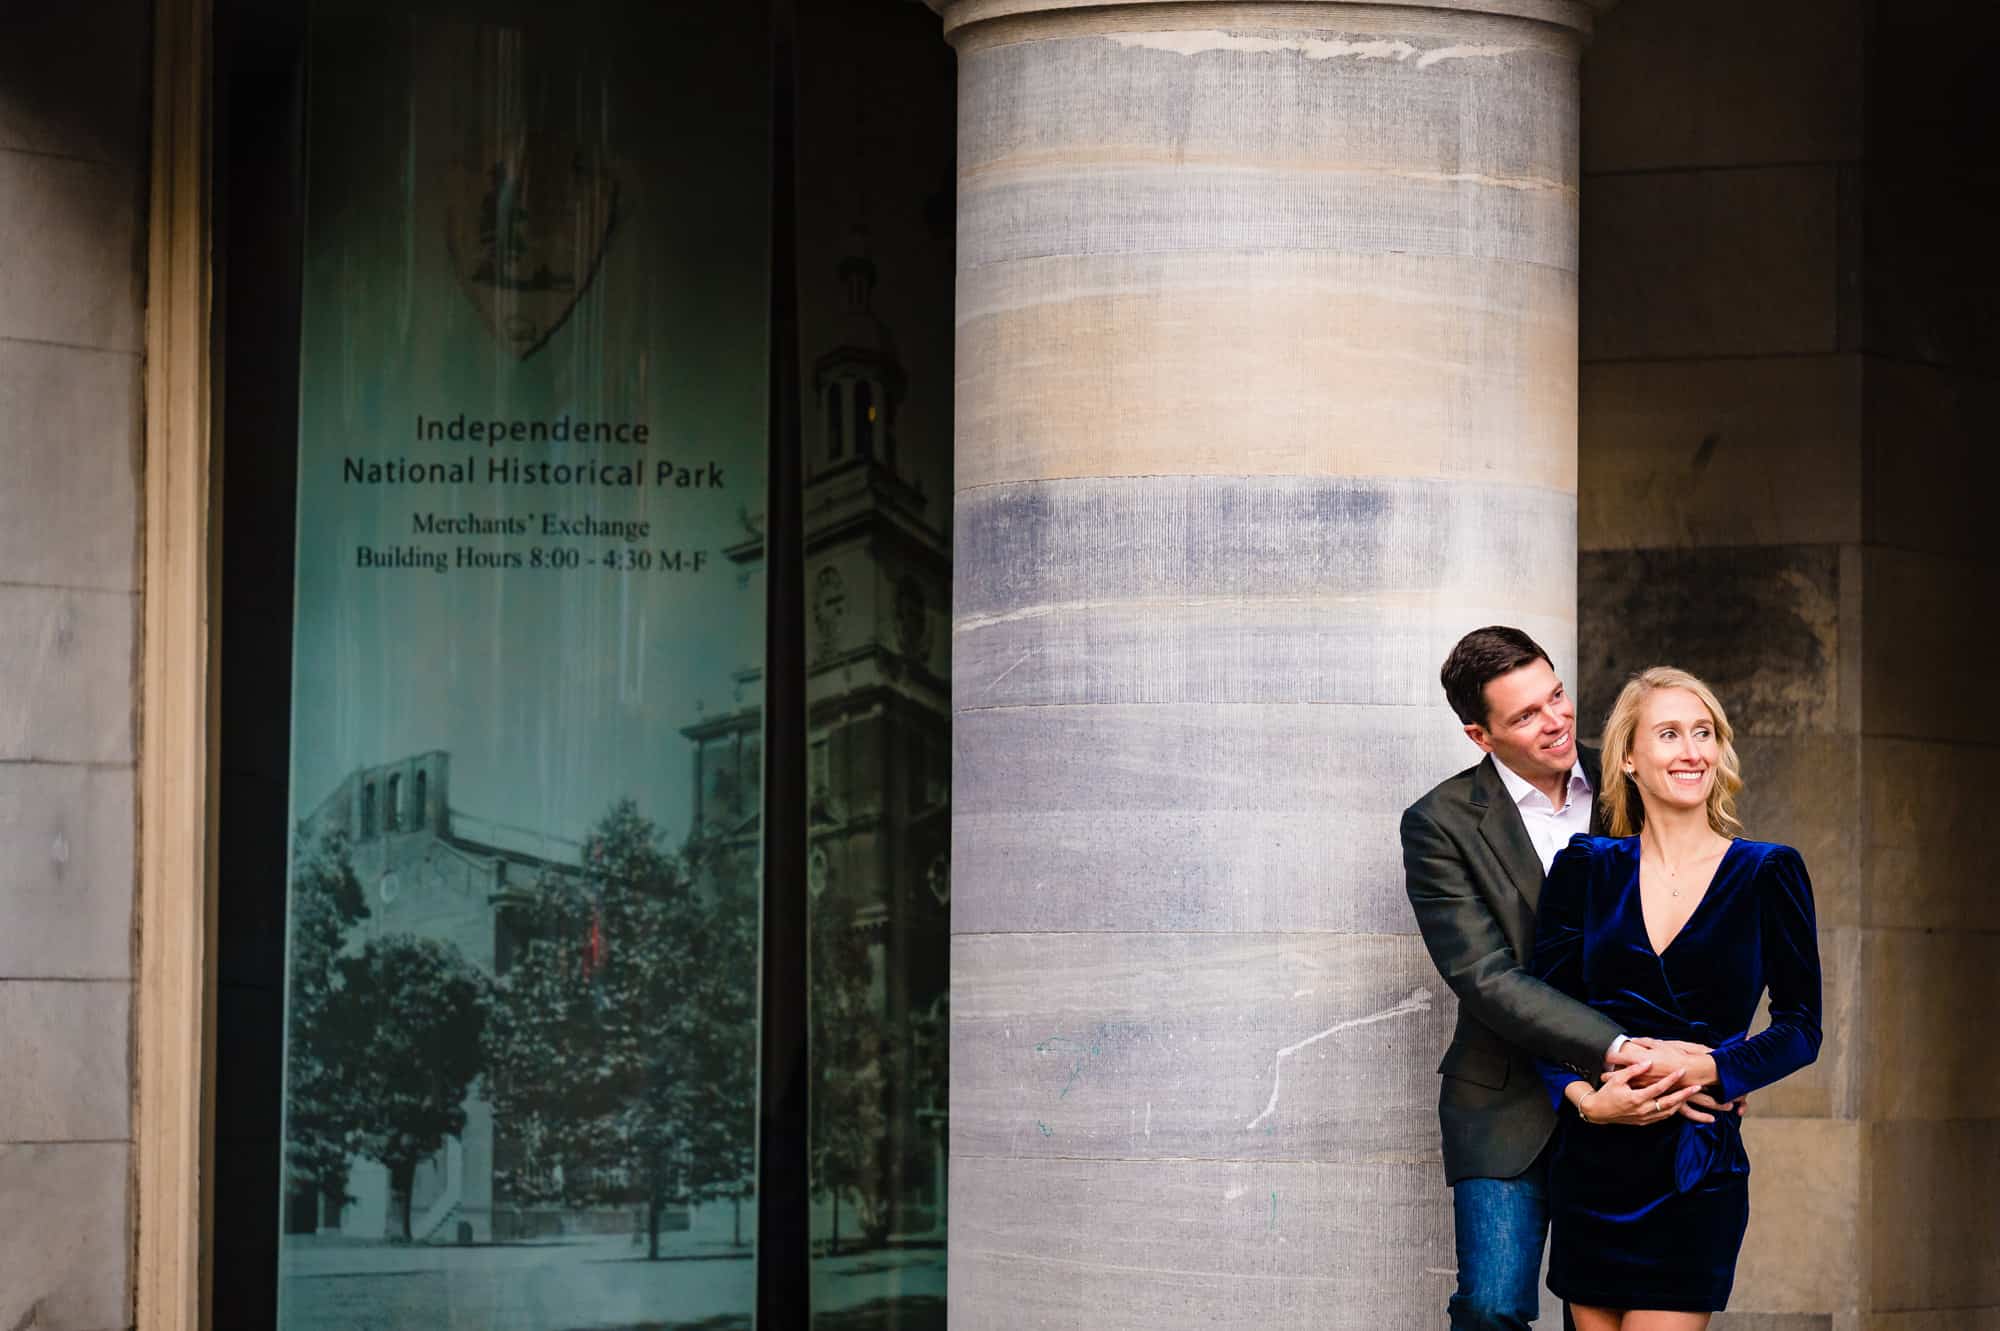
[1529,834,1822,1313]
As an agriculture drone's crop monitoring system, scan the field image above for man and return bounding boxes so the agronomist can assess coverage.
[1403,627,1727,1330]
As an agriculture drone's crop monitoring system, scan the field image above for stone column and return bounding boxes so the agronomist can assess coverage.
[943,1,1603,1325]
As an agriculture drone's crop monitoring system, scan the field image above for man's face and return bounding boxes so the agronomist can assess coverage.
[1465,658,1576,784]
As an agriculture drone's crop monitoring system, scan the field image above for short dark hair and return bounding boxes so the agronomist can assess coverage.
[1440,626,1553,728]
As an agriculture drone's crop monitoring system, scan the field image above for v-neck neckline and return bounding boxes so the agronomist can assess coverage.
[1634,836,1741,959]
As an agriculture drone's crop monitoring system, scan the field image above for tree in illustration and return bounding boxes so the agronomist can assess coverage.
[593,802,704,1260]
[331,934,490,1242]
[282,825,370,1218]
[489,799,758,1259]
[810,901,889,1252]
[901,990,950,1227]
[681,873,760,1246]
[485,871,618,1210]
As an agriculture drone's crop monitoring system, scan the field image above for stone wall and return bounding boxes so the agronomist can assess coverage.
[1579,1,1999,1326]
[1850,0,2000,1325]
[0,4,151,1328]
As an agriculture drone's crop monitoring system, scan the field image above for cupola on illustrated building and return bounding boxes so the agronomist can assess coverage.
[686,235,952,1239]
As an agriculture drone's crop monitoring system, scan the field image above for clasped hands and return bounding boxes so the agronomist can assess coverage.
[1565,1037,1747,1127]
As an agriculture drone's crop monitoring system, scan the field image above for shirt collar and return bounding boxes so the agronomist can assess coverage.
[1493,753,1591,813]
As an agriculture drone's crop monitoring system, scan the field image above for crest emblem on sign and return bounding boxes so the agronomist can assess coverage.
[445,134,618,359]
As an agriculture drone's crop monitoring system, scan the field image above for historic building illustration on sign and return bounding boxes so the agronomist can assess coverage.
[688,243,952,1241]
[293,751,586,1242]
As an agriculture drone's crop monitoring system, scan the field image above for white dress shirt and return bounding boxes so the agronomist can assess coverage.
[1493,756,1593,875]
[1493,756,1626,1062]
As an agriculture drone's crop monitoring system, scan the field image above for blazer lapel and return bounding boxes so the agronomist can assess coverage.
[1473,755,1546,913]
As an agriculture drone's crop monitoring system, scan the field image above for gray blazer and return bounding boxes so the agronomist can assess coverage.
[1400,746,1622,1184]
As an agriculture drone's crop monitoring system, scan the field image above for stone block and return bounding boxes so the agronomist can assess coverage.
[1862,164,2000,376]
[952,931,1450,1163]
[0,762,134,980]
[1730,1118,1861,1314]
[1858,929,2000,1123]
[957,11,1579,272]
[1710,1317,1832,1331]
[1864,0,2000,154]
[0,1142,130,1331]
[0,150,144,352]
[0,339,141,591]
[0,4,150,166]
[1861,736,2000,933]
[1867,1118,2000,1310]
[1577,545,1841,739]
[1581,0,1862,173]
[0,979,130,1143]
[0,584,136,765]
[951,702,1493,936]
[1732,735,1858,930]
[957,592,1575,719]
[959,143,1575,273]
[948,1153,1454,1330]
[1864,1311,2000,1331]
[957,251,1577,494]
[1742,927,1854,1121]
[955,474,1575,710]
[1862,357,1998,565]
[1580,167,1840,361]
[1861,547,2000,747]
[1579,355,1862,553]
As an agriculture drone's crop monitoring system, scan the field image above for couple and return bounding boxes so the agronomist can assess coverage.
[1402,627,1823,1331]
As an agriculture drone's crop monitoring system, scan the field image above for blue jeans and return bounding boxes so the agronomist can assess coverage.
[1449,1144,1570,1331]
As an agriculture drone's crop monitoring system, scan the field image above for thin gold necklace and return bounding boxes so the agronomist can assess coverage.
[1645,836,1720,898]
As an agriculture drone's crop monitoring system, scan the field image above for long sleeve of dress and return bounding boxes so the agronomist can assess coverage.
[1710,845,1823,1102]
[1528,836,1598,1111]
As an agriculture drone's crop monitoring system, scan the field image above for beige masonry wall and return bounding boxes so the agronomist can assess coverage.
[1579,2,1998,1328]
[1850,0,2000,1324]
[0,4,152,1329]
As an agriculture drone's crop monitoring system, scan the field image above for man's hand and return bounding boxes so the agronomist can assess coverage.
[1618,1037,1742,1122]
[1566,1060,1702,1126]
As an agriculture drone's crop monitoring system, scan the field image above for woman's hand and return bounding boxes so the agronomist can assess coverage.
[1566,1060,1702,1126]
[1623,1037,1722,1105]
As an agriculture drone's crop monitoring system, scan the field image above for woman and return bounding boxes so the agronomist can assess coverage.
[1529,667,1822,1330]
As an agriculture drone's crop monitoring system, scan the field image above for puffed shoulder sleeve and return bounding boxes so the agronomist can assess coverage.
[1711,844,1823,1102]
[1527,835,1599,1109]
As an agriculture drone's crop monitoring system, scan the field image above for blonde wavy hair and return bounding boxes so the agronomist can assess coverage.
[1598,666,1745,838]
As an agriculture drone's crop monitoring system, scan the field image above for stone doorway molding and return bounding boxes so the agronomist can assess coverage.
[136,0,219,1327]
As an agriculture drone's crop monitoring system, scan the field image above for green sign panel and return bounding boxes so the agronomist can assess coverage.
[277,5,769,1326]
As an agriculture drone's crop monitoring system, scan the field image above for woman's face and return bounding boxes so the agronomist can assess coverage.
[1625,687,1720,818]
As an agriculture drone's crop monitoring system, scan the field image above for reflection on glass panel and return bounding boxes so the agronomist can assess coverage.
[274,2,769,1327]
[797,2,956,1324]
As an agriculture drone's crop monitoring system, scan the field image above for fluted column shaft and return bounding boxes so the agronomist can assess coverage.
[946,3,1597,1324]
